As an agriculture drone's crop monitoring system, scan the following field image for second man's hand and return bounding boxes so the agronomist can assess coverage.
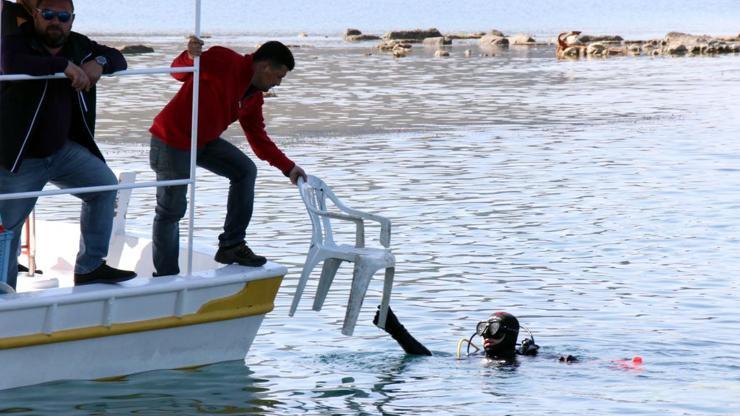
[64,61,91,92]
[187,36,204,59]
[80,60,104,89]
[289,165,307,185]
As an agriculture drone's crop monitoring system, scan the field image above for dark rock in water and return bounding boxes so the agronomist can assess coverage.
[668,44,688,55]
[383,28,443,40]
[344,28,381,42]
[346,34,381,41]
[578,35,623,43]
[120,44,154,54]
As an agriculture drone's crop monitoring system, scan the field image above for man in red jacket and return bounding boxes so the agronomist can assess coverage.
[149,37,306,276]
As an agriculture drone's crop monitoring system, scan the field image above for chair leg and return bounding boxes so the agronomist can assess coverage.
[313,258,342,311]
[341,261,377,336]
[289,247,321,317]
[375,267,394,330]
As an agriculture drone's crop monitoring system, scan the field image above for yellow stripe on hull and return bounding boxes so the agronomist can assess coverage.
[0,276,283,350]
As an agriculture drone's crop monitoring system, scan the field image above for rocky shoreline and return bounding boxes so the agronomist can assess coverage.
[342,28,740,59]
[115,28,740,60]
[556,31,740,58]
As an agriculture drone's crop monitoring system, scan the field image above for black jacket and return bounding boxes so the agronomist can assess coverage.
[0,23,127,173]
[1,0,31,36]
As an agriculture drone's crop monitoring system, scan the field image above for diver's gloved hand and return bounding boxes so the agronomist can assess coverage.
[374,306,432,356]
[373,305,403,334]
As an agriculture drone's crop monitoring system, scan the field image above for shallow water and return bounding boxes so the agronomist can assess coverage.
[71,0,740,39]
[2,39,740,414]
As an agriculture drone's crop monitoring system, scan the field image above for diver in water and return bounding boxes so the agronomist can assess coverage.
[462,311,540,359]
[375,308,577,362]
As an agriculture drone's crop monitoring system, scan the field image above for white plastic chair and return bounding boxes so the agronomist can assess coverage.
[290,176,394,336]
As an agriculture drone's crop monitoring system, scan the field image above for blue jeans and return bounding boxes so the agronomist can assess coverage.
[150,136,257,276]
[0,140,117,288]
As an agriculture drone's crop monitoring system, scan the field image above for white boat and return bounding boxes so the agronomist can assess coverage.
[0,0,287,390]
[0,206,286,390]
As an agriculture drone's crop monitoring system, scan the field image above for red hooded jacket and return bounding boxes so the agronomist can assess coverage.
[149,46,295,174]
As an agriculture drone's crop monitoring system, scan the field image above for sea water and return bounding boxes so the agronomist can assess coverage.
[72,0,740,39]
[1,6,740,415]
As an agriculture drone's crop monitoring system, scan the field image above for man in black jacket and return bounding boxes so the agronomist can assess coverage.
[1,0,36,36]
[0,0,136,290]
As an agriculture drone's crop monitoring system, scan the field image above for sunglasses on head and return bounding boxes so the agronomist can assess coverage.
[37,8,73,23]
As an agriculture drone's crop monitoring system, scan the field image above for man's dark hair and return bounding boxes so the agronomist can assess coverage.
[253,41,294,71]
[37,0,74,11]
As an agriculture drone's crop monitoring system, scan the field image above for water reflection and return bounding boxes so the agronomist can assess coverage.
[5,37,740,414]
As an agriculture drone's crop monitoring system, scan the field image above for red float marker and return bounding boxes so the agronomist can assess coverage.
[611,356,644,371]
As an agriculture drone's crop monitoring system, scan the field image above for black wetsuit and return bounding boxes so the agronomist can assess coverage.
[374,307,432,356]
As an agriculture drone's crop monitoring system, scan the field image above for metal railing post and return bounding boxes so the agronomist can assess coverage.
[186,0,202,276]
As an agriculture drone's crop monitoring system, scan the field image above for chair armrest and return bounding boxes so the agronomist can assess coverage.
[336,205,391,248]
[305,205,366,248]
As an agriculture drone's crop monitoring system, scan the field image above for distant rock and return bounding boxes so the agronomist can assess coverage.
[508,33,537,46]
[446,32,485,40]
[578,34,623,43]
[344,28,381,42]
[392,45,410,58]
[479,34,509,48]
[434,50,450,57]
[667,44,688,55]
[487,29,505,37]
[383,28,443,41]
[560,46,582,58]
[661,32,724,55]
[376,40,413,51]
[664,32,712,45]
[119,44,154,54]
[423,37,452,47]
[717,34,740,42]
[346,34,381,41]
[298,32,308,37]
[586,42,608,56]
[463,49,473,57]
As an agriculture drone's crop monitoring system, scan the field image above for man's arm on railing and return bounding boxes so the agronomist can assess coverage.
[89,40,127,73]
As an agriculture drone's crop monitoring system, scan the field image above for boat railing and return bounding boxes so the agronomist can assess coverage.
[0,0,204,275]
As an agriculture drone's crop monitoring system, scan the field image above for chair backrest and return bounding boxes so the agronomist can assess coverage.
[298,175,337,247]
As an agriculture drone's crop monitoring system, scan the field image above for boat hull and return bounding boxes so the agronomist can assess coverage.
[0,314,264,390]
[1,220,286,390]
